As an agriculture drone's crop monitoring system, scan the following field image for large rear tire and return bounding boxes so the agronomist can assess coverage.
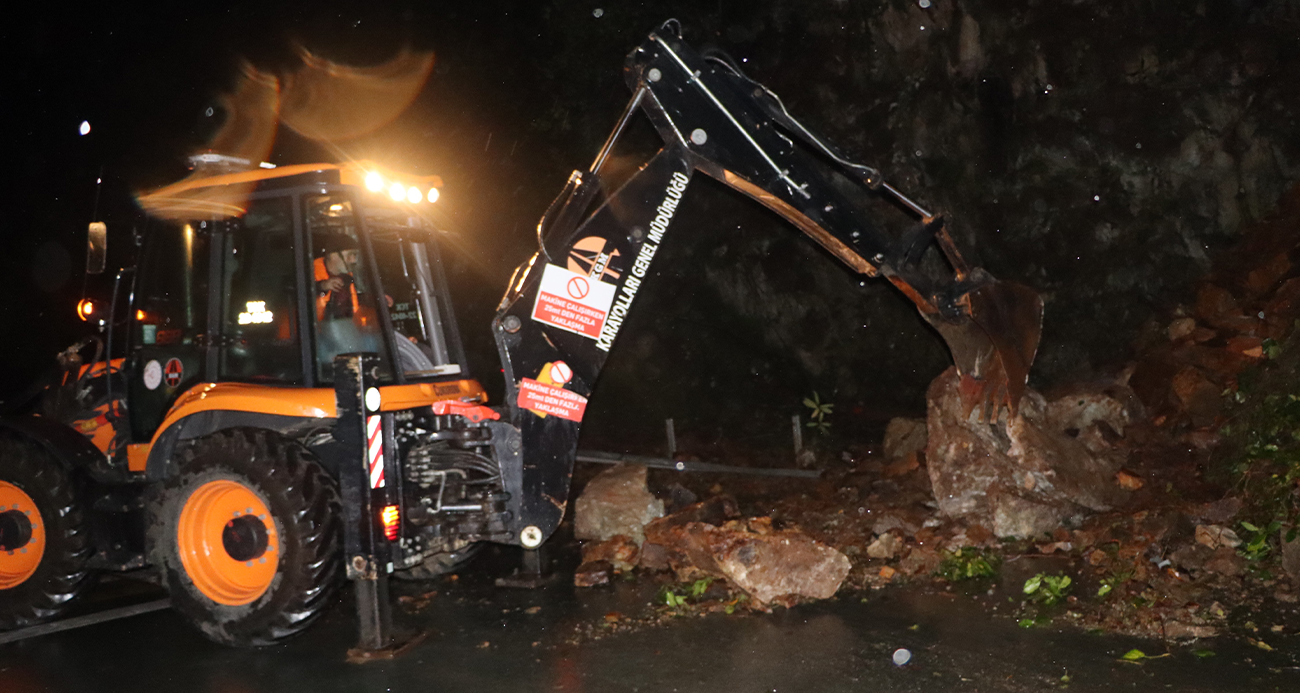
[147,430,340,647]
[0,436,93,629]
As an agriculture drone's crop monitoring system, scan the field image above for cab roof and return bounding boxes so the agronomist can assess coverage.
[137,159,443,220]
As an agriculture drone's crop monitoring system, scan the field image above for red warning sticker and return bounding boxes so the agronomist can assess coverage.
[531,264,615,339]
[517,378,587,422]
[163,358,184,388]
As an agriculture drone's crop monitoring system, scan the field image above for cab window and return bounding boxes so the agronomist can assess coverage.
[304,194,392,383]
[218,197,302,383]
[135,222,210,348]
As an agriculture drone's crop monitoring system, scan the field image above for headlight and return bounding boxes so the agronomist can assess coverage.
[365,171,384,191]
[427,187,440,203]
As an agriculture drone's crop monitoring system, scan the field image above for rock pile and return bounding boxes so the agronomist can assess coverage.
[572,465,851,604]
[1130,184,1300,435]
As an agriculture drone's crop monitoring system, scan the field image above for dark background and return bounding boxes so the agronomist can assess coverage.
[4,1,1298,452]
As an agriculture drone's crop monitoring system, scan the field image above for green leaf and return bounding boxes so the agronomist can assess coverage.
[1023,575,1043,594]
[1242,521,1261,532]
[690,578,712,597]
[1121,649,1146,661]
[1018,618,1036,628]
[1097,584,1112,597]
[1192,649,1215,659]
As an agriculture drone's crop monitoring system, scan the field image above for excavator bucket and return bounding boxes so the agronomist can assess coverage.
[927,279,1044,422]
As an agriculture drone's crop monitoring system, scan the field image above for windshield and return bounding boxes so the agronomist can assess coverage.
[364,202,463,380]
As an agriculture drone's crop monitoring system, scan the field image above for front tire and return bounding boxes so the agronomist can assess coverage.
[147,430,340,647]
[0,435,93,629]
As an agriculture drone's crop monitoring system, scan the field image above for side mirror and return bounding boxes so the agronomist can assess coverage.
[87,222,107,274]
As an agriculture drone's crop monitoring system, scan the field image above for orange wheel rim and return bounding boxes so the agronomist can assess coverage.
[0,481,45,590]
[176,479,279,606]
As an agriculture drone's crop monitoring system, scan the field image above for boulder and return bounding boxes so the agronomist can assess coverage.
[574,464,664,545]
[646,517,851,604]
[866,532,902,559]
[580,534,640,572]
[925,368,1130,538]
[1194,524,1242,550]
[1195,283,1243,330]
[1170,366,1222,423]
[898,545,942,576]
[1167,317,1198,342]
[883,417,928,459]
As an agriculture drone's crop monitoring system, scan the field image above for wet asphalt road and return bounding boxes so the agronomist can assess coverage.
[3,555,1299,693]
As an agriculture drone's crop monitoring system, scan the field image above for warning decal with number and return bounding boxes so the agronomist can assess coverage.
[530,263,616,339]
[518,360,587,422]
[518,378,587,422]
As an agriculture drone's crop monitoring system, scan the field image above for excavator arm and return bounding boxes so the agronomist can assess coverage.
[490,23,1042,546]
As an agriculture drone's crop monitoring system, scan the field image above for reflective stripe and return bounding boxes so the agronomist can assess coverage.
[366,415,385,489]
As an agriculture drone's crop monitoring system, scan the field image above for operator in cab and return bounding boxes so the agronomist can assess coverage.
[314,241,362,321]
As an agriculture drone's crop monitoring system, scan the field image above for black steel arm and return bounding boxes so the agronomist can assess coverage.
[490,24,1042,547]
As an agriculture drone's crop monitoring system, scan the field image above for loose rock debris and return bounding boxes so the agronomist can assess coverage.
[553,184,1300,650]
[574,477,850,605]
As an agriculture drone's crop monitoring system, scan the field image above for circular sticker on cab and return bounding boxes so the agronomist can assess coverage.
[548,361,573,385]
[164,358,184,388]
[143,360,162,390]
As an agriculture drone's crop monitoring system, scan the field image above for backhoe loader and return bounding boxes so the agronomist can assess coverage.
[0,23,1041,649]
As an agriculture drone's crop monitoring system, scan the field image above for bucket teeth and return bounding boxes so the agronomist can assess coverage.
[928,280,1043,423]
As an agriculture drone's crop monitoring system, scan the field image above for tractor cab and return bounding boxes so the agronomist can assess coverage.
[125,161,471,446]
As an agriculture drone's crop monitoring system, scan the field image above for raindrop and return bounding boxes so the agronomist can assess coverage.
[893,648,912,666]
[78,120,90,136]
[918,0,931,7]
[915,150,922,157]
[205,107,214,117]
[1093,195,1100,201]
[593,8,604,17]
[1135,142,1143,149]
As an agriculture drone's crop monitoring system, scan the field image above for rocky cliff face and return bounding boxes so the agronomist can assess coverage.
[562,1,1300,443]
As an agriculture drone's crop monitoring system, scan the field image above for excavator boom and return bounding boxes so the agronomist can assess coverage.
[490,23,1043,546]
